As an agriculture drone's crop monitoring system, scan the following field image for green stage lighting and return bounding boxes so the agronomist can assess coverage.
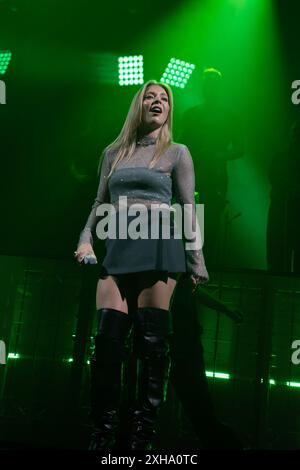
[161,58,195,89]
[205,371,230,380]
[8,353,20,359]
[0,50,12,75]
[286,381,300,388]
[118,55,144,86]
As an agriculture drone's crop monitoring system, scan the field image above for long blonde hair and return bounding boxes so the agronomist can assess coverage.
[99,80,173,177]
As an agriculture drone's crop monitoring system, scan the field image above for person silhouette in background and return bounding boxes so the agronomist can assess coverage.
[168,67,244,449]
[267,118,300,274]
[180,67,244,269]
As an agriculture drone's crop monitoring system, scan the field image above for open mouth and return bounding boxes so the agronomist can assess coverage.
[150,106,162,114]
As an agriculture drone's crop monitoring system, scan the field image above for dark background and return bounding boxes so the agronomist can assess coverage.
[0,0,299,265]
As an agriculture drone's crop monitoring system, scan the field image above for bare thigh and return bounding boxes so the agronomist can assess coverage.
[96,275,134,313]
[96,272,178,312]
[137,272,178,310]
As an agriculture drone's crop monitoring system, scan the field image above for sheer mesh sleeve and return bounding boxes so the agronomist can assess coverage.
[77,149,112,247]
[173,145,209,281]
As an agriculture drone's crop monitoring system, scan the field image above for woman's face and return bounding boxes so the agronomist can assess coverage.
[141,85,170,131]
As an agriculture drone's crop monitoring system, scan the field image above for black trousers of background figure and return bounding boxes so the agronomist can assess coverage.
[169,276,243,449]
[169,275,216,445]
[200,196,227,270]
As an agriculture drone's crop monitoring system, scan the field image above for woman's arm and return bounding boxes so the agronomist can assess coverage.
[173,144,209,286]
[77,149,112,248]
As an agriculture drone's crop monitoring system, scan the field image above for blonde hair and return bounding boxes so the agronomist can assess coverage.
[99,80,173,177]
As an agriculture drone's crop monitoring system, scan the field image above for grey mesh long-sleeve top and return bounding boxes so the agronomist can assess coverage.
[78,135,209,279]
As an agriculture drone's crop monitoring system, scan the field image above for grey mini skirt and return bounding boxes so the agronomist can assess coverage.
[100,210,187,276]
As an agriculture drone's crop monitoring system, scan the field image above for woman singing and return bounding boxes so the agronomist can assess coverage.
[74,80,209,450]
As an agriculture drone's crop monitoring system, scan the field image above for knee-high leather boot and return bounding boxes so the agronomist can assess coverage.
[89,308,132,450]
[130,307,173,450]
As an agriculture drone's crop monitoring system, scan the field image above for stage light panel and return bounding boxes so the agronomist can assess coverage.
[0,50,12,75]
[161,58,195,88]
[118,55,144,86]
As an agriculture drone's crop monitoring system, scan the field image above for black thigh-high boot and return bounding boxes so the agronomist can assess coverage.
[130,307,173,450]
[89,308,132,450]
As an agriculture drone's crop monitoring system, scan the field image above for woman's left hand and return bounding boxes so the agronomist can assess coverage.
[190,274,208,293]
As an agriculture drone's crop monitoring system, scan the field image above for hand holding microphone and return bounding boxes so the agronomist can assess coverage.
[74,243,98,265]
